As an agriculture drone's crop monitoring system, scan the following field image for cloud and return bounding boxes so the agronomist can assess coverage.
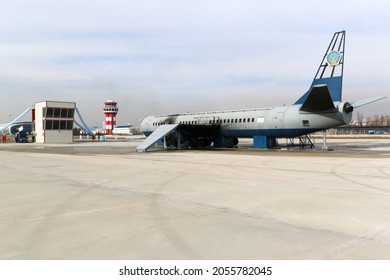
[1,0,390,124]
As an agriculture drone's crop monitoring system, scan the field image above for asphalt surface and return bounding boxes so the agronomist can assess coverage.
[1,137,390,259]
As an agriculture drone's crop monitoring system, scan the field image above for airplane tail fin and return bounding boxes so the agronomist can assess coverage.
[295,31,346,105]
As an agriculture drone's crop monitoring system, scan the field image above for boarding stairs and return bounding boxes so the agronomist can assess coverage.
[136,124,179,152]
[286,134,315,149]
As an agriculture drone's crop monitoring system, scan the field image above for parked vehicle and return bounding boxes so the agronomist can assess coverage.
[15,131,28,143]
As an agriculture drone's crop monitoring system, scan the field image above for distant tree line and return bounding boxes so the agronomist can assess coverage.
[354,113,390,127]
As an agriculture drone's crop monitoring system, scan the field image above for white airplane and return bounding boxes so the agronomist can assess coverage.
[137,31,385,152]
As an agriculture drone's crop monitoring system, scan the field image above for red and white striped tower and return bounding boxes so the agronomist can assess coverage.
[103,99,118,135]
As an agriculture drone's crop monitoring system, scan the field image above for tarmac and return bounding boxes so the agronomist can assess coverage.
[1,137,390,259]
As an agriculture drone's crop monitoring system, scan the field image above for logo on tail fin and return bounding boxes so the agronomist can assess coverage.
[327,51,342,66]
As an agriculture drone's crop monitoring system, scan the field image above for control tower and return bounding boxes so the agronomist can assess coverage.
[103,100,118,135]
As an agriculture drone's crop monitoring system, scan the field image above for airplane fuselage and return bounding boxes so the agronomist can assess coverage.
[139,101,352,139]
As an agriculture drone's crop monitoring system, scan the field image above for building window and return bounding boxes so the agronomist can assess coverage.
[53,120,60,130]
[60,121,66,130]
[60,109,67,118]
[46,108,53,118]
[53,108,61,118]
[45,120,53,130]
[44,107,75,130]
[67,121,73,130]
[67,109,74,118]
[44,120,74,130]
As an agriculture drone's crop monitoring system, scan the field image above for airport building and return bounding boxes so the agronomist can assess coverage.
[34,101,76,143]
[112,125,132,135]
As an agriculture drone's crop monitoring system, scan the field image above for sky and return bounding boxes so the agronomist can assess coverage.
[1,0,390,126]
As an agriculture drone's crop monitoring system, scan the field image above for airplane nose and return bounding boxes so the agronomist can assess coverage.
[139,119,148,133]
[139,122,145,132]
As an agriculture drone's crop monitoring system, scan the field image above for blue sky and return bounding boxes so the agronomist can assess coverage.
[1,0,389,126]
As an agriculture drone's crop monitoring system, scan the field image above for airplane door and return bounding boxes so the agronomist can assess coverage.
[263,108,286,129]
[267,108,285,129]
[273,112,284,128]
